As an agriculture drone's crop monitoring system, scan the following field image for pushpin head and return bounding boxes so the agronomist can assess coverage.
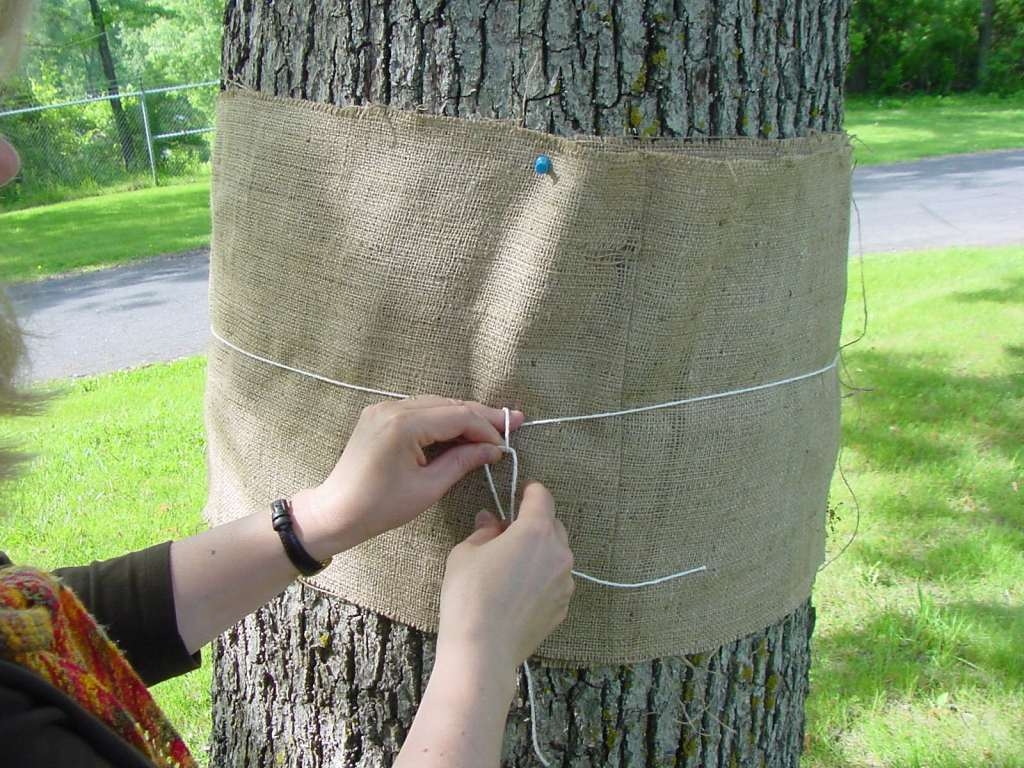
[534,154,552,175]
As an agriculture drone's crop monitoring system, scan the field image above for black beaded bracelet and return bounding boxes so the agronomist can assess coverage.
[271,498,330,577]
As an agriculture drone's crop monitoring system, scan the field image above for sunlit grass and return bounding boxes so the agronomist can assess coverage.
[845,92,1024,165]
[2,357,211,762]
[0,180,211,283]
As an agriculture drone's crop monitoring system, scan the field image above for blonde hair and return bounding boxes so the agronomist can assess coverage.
[0,0,34,77]
[1,0,42,479]
[0,298,44,479]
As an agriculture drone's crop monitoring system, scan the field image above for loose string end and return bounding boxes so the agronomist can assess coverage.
[522,660,552,767]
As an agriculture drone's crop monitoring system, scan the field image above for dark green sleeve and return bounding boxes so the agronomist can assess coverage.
[54,542,201,686]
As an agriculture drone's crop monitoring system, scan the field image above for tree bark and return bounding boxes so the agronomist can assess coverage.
[213,2,849,766]
[977,0,996,87]
[86,0,136,170]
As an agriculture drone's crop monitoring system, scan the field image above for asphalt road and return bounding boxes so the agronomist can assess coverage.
[8,149,1023,383]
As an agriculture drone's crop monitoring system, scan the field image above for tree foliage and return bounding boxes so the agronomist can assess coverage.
[849,0,1024,93]
[4,0,217,99]
[0,0,219,208]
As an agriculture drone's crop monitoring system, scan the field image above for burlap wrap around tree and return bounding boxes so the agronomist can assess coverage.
[205,89,852,665]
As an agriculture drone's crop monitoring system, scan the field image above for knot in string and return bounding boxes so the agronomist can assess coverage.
[482,407,519,523]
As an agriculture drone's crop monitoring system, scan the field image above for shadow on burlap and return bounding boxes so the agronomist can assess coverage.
[205,89,852,666]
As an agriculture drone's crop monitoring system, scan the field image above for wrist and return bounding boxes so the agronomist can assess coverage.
[436,627,518,697]
[434,633,517,704]
[289,486,359,562]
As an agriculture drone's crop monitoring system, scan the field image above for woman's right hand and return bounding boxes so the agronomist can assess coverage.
[437,482,575,675]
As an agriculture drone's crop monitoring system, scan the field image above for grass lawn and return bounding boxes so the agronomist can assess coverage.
[0,181,211,283]
[1,245,1022,765]
[807,244,1023,766]
[844,92,1024,166]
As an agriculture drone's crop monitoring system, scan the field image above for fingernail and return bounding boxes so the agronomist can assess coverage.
[475,510,491,527]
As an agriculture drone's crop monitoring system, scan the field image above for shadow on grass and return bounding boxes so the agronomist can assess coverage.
[954,276,1024,305]
[839,346,1023,580]
[814,597,1023,699]
[843,348,1023,471]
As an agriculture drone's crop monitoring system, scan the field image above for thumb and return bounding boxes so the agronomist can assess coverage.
[429,441,504,492]
[463,509,503,545]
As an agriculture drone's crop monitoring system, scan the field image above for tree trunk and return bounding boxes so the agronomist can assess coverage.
[87,0,136,170]
[213,2,849,766]
[977,0,996,87]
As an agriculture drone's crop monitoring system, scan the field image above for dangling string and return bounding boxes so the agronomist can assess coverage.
[483,407,519,522]
[522,661,550,766]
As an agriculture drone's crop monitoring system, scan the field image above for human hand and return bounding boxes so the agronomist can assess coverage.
[291,396,524,560]
[436,482,575,675]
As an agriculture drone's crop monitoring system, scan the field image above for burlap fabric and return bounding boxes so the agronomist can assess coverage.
[206,89,851,665]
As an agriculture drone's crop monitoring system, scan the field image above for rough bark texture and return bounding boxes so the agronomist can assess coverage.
[212,2,848,765]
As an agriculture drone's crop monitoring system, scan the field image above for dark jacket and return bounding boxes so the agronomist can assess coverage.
[0,542,201,767]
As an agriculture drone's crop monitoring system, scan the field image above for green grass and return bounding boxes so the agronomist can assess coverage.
[2,246,1022,765]
[0,180,211,283]
[845,92,1024,165]
[807,244,1024,766]
[1,358,211,762]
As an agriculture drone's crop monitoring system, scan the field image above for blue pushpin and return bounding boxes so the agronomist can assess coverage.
[534,154,552,175]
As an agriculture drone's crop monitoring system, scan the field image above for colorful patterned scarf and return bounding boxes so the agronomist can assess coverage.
[0,564,196,768]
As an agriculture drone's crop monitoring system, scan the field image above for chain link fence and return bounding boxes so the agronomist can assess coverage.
[0,80,217,210]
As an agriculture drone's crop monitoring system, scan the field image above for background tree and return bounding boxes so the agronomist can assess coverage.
[210,2,848,766]
[86,0,136,168]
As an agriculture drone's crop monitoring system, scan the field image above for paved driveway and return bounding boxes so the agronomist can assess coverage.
[7,150,1023,383]
[8,250,210,382]
[851,149,1023,253]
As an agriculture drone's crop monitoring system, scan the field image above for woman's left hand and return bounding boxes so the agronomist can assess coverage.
[290,396,524,560]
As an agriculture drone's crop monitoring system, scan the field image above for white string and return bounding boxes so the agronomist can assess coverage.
[210,326,411,400]
[522,661,551,766]
[483,408,519,522]
[484,406,708,588]
[212,324,834,591]
[482,405,707,766]
[521,354,839,427]
[212,324,837,431]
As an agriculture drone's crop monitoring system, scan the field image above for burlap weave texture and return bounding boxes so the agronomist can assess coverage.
[205,89,852,665]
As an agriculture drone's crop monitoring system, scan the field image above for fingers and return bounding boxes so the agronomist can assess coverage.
[0,137,21,187]
[428,442,504,491]
[475,509,501,529]
[462,509,504,545]
[399,395,526,436]
[553,517,570,547]
[400,404,502,447]
[516,482,555,524]
[517,483,573,578]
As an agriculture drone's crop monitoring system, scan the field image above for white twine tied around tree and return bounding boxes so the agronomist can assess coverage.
[210,325,838,765]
